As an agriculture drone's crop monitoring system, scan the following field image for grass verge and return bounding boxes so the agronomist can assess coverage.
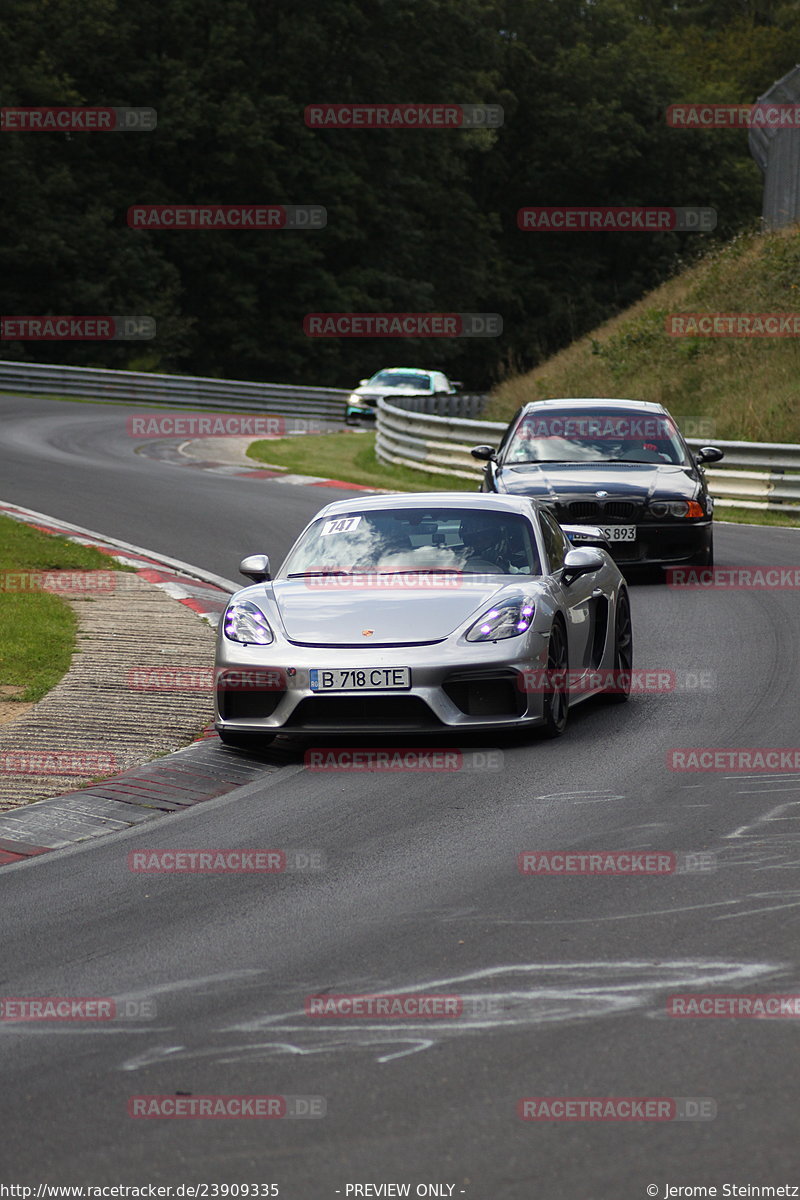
[247,430,474,493]
[0,514,128,703]
[716,505,800,528]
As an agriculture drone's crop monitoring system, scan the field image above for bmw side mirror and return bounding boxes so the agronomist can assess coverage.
[695,446,724,464]
[471,445,497,461]
[239,554,271,582]
[358,379,369,386]
[451,380,464,390]
[562,547,604,583]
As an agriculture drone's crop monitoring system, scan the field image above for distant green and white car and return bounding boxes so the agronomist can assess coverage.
[345,367,461,424]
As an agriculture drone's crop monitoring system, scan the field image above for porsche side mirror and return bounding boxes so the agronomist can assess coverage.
[239,554,271,582]
[562,547,604,583]
[695,446,724,464]
[471,445,497,461]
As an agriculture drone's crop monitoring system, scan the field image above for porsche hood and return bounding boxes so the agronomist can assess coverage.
[268,578,513,646]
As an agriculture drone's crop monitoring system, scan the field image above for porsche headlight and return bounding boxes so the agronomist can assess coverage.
[466,598,535,642]
[223,600,274,645]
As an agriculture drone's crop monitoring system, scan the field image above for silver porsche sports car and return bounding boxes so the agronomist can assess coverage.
[214,493,632,747]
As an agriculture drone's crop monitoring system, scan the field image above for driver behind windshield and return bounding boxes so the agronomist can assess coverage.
[457,514,511,573]
[506,412,686,465]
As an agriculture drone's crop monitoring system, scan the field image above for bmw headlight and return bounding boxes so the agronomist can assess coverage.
[648,500,705,519]
[223,600,274,645]
[466,598,535,642]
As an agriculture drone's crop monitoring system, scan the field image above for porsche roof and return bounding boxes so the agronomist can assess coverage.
[313,492,546,520]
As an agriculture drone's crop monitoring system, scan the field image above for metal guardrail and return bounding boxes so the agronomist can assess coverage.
[0,359,493,422]
[385,392,491,419]
[0,359,349,419]
[376,396,800,513]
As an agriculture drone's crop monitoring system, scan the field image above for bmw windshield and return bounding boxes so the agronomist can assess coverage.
[505,408,691,466]
[280,508,541,577]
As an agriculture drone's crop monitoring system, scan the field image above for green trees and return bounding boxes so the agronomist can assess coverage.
[0,0,796,387]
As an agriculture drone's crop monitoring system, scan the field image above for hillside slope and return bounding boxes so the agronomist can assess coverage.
[487,228,800,445]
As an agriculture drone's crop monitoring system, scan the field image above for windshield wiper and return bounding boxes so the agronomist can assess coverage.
[375,567,463,576]
[287,570,354,578]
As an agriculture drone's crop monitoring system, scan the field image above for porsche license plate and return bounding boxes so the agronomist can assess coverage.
[309,667,411,692]
[598,525,636,542]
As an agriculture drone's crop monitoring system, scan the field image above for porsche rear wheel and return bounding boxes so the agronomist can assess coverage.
[541,618,569,737]
[602,588,633,705]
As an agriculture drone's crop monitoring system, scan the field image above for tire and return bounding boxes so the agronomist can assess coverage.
[602,588,633,705]
[217,728,276,751]
[540,618,569,737]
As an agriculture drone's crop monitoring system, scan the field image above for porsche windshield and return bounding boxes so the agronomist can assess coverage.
[281,508,541,577]
[505,408,690,465]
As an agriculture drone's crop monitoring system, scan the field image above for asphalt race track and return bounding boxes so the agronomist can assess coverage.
[2,394,800,1197]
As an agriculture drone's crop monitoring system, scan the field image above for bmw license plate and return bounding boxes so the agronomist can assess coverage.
[598,525,636,542]
[309,667,411,692]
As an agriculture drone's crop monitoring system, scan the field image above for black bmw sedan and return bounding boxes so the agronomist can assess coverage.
[472,398,724,568]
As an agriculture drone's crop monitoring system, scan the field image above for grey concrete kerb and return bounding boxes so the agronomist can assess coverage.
[0,572,216,810]
[177,435,265,466]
